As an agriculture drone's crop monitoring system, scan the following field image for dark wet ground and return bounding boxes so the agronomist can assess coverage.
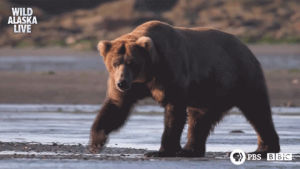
[0,142,299,169]
[0,142,230,160]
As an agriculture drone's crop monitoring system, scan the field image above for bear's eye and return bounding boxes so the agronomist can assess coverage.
[128,60,140,72]
[113,61,120,67]
[127,60,136,66]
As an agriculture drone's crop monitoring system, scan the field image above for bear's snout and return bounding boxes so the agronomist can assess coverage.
[117,80,130,91]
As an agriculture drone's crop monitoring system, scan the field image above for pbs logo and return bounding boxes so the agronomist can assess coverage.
[230,149,246,165]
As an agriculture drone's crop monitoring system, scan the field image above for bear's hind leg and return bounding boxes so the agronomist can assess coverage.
[238,96,280,157]
[145,103,186,157]
[178,107,224,157]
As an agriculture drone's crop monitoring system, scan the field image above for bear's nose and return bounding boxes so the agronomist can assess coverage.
[117,80,129,90]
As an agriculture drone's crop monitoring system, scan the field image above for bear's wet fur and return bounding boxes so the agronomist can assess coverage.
[90,20,280,157]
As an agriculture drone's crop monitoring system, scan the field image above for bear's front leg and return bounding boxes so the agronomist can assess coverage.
[145,104,186,157]
[90,82,150,153]
[89,99,133,153]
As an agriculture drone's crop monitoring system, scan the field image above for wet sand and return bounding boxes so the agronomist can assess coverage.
[1,70,299,105]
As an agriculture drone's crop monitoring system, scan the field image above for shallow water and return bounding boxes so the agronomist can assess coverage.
[0,56,104,71]
[0,54,300,71]
[0,107,299,168]
[0,110,299,153]
[0,159,299,169]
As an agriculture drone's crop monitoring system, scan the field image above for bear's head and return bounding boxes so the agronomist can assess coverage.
[98,36,157,92]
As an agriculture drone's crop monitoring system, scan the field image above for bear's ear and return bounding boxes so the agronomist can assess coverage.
[136,36,153,52]
[97,40,111,59]
[136,36,157,63]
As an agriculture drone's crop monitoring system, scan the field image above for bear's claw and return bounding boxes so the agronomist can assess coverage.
[89,144,104,154]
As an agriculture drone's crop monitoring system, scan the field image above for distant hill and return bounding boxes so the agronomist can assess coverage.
[0,0,299,49]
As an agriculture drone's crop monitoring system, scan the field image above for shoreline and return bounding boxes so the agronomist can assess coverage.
[0,44,300,57]
[0,104,299,115]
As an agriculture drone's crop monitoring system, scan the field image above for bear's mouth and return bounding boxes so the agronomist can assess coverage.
[117,86,130,92]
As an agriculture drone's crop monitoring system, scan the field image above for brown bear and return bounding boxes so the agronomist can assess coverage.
[90,20,280,157]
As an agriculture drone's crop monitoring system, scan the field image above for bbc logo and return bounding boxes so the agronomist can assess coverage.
[267,153,293,161]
